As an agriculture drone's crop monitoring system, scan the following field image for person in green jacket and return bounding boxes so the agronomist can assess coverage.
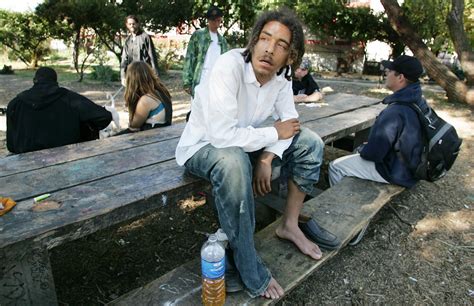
[182,6,229,98]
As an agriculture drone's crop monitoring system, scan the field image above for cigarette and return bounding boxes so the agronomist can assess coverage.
[34,194,51,203]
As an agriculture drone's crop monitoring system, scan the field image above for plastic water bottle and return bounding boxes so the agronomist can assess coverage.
[201,233,226,306]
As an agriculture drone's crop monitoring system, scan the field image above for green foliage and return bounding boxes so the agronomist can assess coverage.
[90,64,119,83]
[0,10,52,67]
[185,0,261,43]
[298,1,383,44]
[402,0,451,54]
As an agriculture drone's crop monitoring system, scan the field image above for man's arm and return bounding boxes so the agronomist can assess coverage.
[264,80,300,157]
[295,91,323,103]
[120,38,129,84]
[72,92,112,130]
[253,118,301,196]
[360,109,401,162]
[253,151,275,196]
[182,33,198,95]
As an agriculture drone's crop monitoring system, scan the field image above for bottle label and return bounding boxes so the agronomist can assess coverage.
[201,257,225,279]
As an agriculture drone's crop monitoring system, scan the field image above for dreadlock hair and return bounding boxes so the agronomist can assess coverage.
[241,8,305,80]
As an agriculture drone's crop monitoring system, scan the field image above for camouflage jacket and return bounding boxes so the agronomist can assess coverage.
[182,27,228,96]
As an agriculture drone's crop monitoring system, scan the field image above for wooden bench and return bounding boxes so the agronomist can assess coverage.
[0,93,383,305]
[109,178,404,305]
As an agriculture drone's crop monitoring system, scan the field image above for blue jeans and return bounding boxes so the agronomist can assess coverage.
[185,128,324,297]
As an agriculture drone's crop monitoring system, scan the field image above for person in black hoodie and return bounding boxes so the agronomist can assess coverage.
[6,67,112,154]
[328,55,428,189]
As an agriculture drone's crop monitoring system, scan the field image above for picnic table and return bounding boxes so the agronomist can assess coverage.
[0,93,385,305]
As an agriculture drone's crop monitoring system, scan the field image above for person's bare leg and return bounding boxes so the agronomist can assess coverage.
[275,179,322,260]
[260,277,284,299]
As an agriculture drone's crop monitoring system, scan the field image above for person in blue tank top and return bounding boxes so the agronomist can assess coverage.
[123,61,172,133]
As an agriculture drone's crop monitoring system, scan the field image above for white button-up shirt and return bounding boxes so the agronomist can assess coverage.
[175,49,299,166]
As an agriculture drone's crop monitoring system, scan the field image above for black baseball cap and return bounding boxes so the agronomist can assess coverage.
[381,55,423,82]
[33,67,57,84]
[206,6,223,20]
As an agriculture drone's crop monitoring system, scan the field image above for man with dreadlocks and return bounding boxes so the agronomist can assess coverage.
[176,9,333,299]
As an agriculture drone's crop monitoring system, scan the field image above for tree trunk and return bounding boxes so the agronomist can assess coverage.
[381,0,472,106]
[73,27,81,77]
[446,0,474,86]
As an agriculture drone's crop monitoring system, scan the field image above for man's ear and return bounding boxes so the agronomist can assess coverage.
[286,56,294,66]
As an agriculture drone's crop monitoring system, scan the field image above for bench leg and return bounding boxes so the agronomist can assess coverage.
[0,241,58,306]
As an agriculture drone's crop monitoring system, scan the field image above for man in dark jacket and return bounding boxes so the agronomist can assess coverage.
[7,67,112,154]
[120,15,159,85]
[328,55,427,188]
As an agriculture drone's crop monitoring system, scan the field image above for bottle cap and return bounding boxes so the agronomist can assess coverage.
[208,234,217,242]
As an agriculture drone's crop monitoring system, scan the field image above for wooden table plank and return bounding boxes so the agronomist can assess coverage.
[296,93,380,122]
[0,123,186,177]
[0,138,179,202]
[0,93,379,178]
[311,103,386,143]
[0,103,384,204]
[0,160,209,249]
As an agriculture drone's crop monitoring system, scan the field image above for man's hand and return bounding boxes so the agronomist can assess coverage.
[184,86,192,96]
[253,152,274,197]
[294,94,307,103]
[274,118,300,140]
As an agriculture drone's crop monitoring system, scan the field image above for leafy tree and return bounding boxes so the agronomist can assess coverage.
[0,10,52,67]
[174,0,260,47]
[402,0,452,55]
[381,0,473,105]
[297,1,386,70]
[36,0,125,81]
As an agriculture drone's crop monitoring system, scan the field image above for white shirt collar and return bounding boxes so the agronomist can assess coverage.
[243,58,288,86]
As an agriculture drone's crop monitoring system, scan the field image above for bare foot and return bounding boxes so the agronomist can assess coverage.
[275,222,322,260]
[260,277,284,299]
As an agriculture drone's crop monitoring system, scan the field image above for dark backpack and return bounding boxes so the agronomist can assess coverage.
[397,102,462,182]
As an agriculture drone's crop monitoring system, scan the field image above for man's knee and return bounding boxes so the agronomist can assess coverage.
[292,127,324,163]
[210,147,252,183]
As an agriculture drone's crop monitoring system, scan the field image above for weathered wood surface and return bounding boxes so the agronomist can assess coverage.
[310,103,385,144]
[296,93,380,123]
[0,239,58,306]
[0,137,179,201]
[0,101,385,251]
[0,103,384,205]
[0,93,379,178]
[0,123,186,177]
[110,178,404,305]
[0,160,207,249]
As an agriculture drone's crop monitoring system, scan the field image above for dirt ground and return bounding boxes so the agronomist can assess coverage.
[0,71,472,305]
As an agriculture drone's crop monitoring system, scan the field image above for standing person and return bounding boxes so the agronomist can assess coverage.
[6,67,112,154]
[182,6,228,120]
[329,55,427,188]
[176,9,335,299]
[120,15,159,86]
[292,57,323,103]
[123,61,172,132]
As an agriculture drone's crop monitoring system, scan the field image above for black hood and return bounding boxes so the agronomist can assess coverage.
[17,81,67,110]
